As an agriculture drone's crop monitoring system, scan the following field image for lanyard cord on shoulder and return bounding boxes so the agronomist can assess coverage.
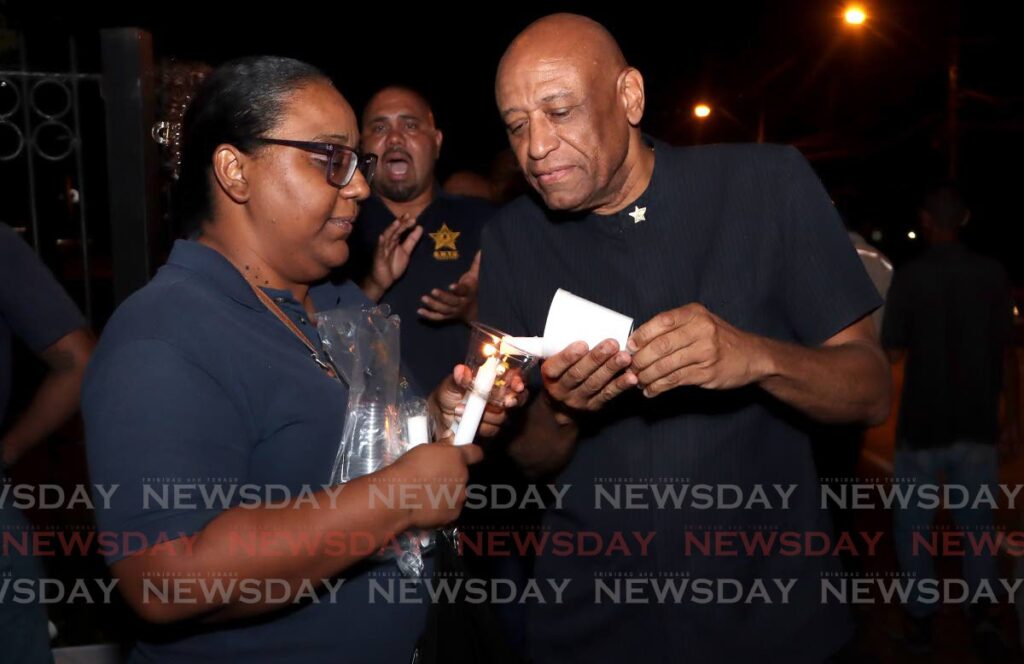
[250,285,339,380]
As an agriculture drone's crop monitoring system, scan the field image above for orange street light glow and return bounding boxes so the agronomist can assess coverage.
[844,5,867,25]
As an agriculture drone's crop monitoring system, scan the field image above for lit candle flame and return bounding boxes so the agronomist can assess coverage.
[482,343,497,357]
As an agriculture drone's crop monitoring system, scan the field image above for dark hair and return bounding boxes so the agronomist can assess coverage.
[920,184,968,231]
[174,56,329,235]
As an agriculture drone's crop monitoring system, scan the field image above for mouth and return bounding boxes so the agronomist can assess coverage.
[382,151,413,180]
[327,216,354,236]
[531,165,575,186]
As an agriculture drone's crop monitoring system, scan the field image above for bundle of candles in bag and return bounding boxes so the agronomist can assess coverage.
[317,305,433,577]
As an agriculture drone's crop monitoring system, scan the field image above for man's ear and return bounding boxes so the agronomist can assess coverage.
[619,67,646,126]
[433,128,444,159]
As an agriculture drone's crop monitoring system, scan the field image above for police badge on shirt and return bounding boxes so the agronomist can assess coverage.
[429,223,460,261]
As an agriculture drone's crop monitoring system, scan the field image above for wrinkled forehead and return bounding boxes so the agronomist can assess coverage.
[362,88,434,126]
[497,51,605,109]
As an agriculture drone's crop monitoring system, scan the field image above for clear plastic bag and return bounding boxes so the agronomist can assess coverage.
[318,305,434,576]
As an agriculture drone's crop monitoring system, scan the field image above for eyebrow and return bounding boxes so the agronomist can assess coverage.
[365,113,426,125]
[312,133,352,146]
[500,90,575,118]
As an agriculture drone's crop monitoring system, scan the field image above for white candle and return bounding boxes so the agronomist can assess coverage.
[453,356,500,445]
[406,415,429,447]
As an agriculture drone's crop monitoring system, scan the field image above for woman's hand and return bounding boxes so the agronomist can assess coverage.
[429,364,529,437]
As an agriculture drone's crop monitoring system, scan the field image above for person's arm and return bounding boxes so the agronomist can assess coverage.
[1,327,94,466]
[0,224,93,468]
[538,147,891,431]
[735,147,890,424]
[505,392,579,479]
[754,318,891,424]
[112,442,482,624]
[84,338,483,624]
[627,305,889,425]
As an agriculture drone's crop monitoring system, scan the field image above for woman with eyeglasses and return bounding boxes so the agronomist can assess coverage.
[81,56,521,662]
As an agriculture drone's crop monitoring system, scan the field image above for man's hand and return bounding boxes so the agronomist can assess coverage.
[360,214,423,302]
[418,252,480,324]
[542,340,636,415]
[627,303,767,397]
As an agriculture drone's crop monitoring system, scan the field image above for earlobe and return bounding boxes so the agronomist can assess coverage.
[212,144,250,204]
[434,129,444,157]
[619,68,646,126]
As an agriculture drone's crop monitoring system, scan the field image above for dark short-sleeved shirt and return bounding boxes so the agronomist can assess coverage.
[344,191,493,390]
[478,140,882,663]
[882,243,1013,448]
[83,240,430,663]
[0,223,86,424]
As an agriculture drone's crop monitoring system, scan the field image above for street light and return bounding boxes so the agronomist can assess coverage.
[690,102,766,143]
[838,4,962,178]
[843,5,867,27]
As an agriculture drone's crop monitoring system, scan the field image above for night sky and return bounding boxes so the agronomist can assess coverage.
[5,0,1023,279]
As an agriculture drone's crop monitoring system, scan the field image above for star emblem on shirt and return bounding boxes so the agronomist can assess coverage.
[429,223,461,251]
[628,205,647,224]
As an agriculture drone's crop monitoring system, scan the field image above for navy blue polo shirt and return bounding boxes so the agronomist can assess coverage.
[479,141,882,663]
[0,223,86,425]
[83,240,430,663]
[344,191,494,390]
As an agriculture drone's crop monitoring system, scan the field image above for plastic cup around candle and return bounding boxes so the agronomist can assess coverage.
[462,322,539,406]
[451,323,539,444]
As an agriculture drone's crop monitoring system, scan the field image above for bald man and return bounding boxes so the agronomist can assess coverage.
[477,14,890,662]
[344,86,494,389]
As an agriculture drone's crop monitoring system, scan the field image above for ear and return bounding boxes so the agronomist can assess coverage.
[433,128,444,158]
[212,144,251,204]
[618,67,646,127]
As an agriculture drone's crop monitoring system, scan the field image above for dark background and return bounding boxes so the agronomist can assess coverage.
[2,1,1023,655]
[5,0,1022,276]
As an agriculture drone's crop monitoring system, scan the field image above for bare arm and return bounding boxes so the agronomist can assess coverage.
[111,442,482,624]
[505,393,580,479]
[629,304,891,426]
[1,327,95,466]
[756,316,891,425]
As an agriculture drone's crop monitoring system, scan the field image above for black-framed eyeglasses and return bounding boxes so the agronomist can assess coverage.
[253,138,377,187]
